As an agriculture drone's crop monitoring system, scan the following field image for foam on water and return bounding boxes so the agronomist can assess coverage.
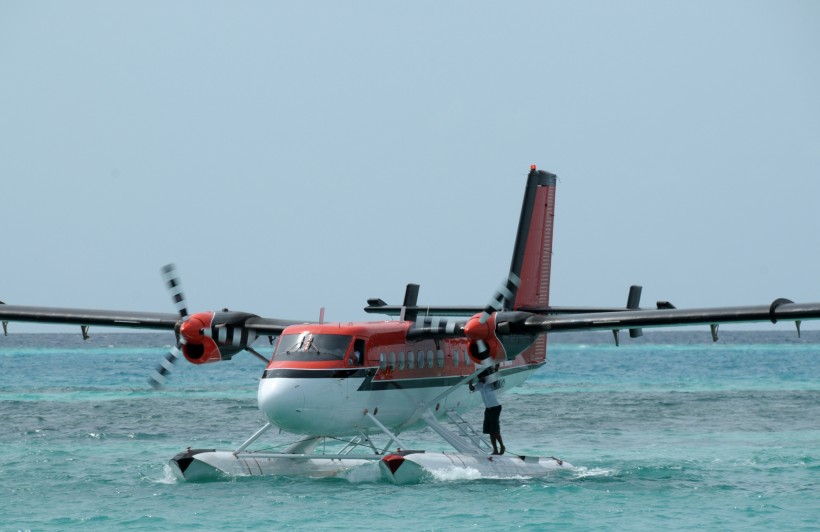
[571,465,617,479]
[427,465,483,482]
[154,464,180,485]
[340,462,384,483]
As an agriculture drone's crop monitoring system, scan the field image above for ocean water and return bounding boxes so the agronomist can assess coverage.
[1,331,819,530]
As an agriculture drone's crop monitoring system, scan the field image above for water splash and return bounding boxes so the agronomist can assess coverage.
[428,466,482,482]
[341,462,383,483]
[571,466,616,479]
[153,464,179,485]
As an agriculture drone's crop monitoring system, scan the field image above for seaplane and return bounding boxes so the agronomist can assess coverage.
[3,165,820,484]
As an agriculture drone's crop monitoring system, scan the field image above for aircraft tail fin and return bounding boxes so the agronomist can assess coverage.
[487,166,556,365]
[507,166,557,311]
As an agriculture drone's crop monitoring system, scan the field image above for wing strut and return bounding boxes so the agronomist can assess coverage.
[365,412,408,451]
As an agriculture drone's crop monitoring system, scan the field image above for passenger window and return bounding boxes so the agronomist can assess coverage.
[453,348,459,367]
[398,352,405,370]
[437,349,444,368]
[379,353,386,370]
[407,351,415,369]
[389,352,396,370]
[426,350,434,369]
[418,351,424,368]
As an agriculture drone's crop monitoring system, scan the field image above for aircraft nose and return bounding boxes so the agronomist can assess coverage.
[257,378,306,429]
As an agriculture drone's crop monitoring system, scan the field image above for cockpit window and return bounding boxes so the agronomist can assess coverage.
[274,333,352,361]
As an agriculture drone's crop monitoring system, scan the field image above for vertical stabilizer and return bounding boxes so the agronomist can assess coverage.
[467,167,557,365]
[506,167,556,365]
[509,167,557,311]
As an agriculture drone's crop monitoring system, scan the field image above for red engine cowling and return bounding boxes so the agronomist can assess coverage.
[179,312,224,364]
[463,313,508,364]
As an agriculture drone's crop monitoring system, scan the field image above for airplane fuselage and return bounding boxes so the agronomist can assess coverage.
[257,321,545,436]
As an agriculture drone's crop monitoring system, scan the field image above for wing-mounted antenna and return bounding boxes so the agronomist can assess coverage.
[607,285,645,345]
[400,284,420,322]
[627,285,643,338]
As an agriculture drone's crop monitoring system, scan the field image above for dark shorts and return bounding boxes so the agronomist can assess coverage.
[483,405,502,434]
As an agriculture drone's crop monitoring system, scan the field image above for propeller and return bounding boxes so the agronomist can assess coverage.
[463,272,522,363]
[149,264,189,388]
[149,263,266,387]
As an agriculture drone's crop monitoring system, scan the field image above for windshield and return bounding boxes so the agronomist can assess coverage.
[274,333,352,361]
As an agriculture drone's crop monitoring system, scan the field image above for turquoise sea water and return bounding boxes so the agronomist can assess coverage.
[1,331,819,530]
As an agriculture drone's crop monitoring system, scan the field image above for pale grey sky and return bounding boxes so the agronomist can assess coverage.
[1,1,819,332]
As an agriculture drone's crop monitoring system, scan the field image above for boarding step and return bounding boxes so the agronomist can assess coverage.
[446,410,493,453]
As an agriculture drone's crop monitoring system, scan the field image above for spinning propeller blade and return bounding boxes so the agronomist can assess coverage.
[149,343,183,388]
[161,263,188,320]
[150,264,190,388]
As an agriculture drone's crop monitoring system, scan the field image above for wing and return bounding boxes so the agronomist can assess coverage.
[0,302,303,340]
[517,299,820,337]
[0,302,304,368]
[399,298,820,352]
[0,304,179,330]
[0,264,308,386]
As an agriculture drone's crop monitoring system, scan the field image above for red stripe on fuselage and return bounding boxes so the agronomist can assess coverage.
[265,321,534,380]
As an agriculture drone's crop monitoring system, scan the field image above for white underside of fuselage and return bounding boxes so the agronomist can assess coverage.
[256,365,539,436]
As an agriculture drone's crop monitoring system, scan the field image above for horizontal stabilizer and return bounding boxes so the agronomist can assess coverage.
[364,303,656,318]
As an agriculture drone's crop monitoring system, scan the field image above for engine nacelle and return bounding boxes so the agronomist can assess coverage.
[178,311,257,364]
[463,313,508,364]
[179,312,220,364]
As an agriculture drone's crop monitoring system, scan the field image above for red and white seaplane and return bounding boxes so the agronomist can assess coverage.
[3,166,820,484]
